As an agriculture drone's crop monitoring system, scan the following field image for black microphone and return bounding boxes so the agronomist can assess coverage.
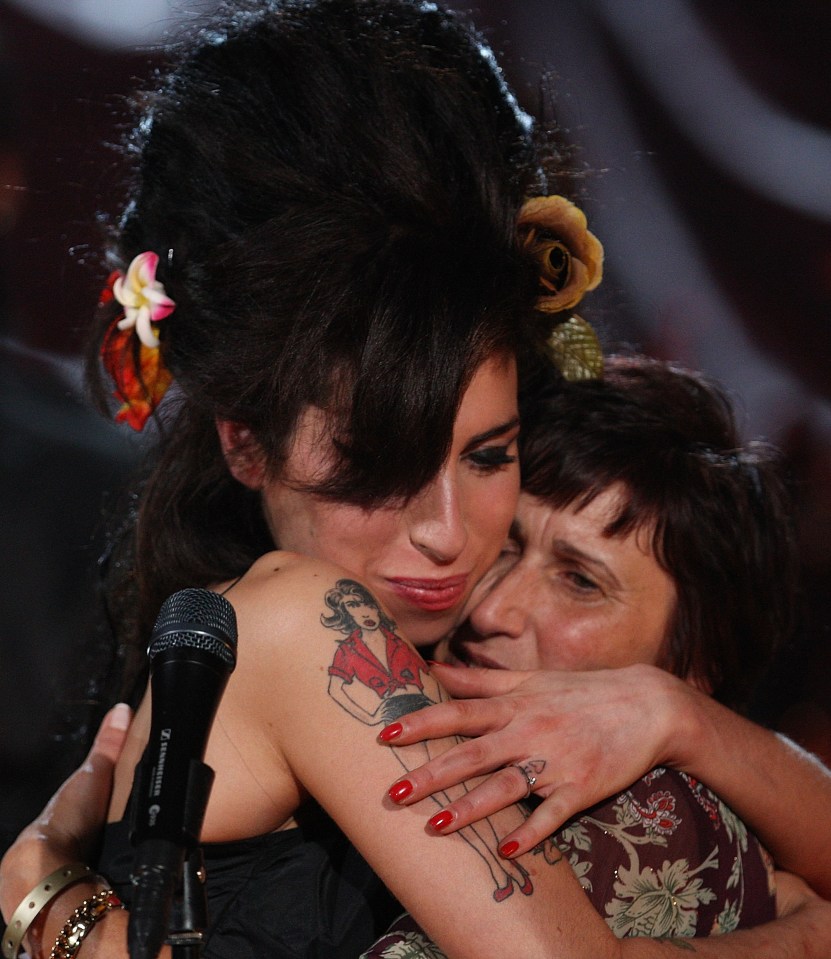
[128,588,237,959]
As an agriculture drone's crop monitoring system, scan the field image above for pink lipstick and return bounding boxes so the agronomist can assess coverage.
[386,575,469,612]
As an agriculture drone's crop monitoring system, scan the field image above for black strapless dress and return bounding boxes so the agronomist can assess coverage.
[99,801,400,958]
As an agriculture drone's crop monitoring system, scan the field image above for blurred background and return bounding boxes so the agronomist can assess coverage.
[1,0,829,850]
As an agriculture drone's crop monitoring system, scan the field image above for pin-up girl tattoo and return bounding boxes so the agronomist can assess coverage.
[323,578,533,902]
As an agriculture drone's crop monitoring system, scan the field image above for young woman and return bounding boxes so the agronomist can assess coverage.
[0,2,605,955]
[2,4,829,959]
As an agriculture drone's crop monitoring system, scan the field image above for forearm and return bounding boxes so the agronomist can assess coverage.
[0,844,131,959]
[369,895,831,959]
[669,686,831,897]
[625,899,831,959]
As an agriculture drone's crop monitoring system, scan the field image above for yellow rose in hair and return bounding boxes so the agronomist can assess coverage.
[518,195,604,313]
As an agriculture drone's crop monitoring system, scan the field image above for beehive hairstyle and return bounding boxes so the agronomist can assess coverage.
[86,0,551,683]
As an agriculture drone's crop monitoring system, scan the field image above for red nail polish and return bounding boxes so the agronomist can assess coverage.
[388,780,414,803]
[379,722,403,742]
[428,810,454,831]
[499,840,520,859]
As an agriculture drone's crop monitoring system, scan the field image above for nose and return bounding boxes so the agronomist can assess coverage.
[467,563,529,639]
[407,469,468,564]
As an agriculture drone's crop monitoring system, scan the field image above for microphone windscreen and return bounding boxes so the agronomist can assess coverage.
[148,588,237,667]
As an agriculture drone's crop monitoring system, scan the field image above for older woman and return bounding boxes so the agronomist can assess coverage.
[371,355,831,952]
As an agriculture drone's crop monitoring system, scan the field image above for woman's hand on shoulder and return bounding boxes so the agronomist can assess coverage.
[377,662,698,855]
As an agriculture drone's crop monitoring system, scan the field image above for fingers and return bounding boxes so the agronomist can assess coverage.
[75,702,132,810]
[391,757,587,861]
[379,700,501,746]
[59,702,131,808]
[378,692,522,749]
[418,765,541,834]
[384,728,521,806]
[0,705,133,918]
[773,869,815,917]
[489,785,586,857]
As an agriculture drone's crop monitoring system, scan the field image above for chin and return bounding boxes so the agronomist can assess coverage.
[390,609,449,648]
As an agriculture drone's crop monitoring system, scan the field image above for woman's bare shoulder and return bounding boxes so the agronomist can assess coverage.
[221,550,373,673]
[237,548,356,590]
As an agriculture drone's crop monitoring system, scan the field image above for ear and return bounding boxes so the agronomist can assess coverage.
[216,418,266,489]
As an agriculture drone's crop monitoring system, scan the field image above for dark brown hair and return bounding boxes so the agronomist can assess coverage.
[519,354,797,710]
[86,0,555,697]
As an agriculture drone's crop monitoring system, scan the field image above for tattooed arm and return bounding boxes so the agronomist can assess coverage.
[220,556,610,958]
[5,757,831,959]
[327,674,387,723]
[216,556,831,959]
[5,556,830,959]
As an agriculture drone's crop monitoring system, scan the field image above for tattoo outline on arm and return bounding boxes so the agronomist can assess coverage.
[321,578,539,902]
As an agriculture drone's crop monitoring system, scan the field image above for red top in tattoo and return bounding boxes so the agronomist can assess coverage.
[328,627,425,697]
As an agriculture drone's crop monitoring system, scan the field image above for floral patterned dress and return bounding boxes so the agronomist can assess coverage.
[360,768,776,958]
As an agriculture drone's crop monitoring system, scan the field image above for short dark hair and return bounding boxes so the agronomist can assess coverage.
[88,0,554,667]
[519,354,797,710]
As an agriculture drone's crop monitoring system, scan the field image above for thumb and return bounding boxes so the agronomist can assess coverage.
[89,702,132,766]
[35,703,132,847]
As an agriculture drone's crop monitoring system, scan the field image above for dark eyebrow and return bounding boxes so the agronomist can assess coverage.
[462,416,520,454]
[551,538,623,591]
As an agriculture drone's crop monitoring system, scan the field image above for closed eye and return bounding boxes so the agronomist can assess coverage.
[466,445,518,473]
[564,570,600,593]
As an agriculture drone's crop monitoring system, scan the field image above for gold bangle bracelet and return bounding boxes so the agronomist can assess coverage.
[2,864,94,959]
[48,890,123,959]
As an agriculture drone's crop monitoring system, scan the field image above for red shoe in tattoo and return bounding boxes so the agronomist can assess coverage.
[492,882,515,903]
[516,863,533,896]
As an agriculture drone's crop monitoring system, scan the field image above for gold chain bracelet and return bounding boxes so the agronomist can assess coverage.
[48,890,124,959]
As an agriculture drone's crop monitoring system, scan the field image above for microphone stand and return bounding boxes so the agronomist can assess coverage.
[165,847,208,959]
[129,759,215,959]
[163,759,214,959]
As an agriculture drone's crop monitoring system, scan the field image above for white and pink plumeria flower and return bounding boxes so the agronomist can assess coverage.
[113,251,176,348]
